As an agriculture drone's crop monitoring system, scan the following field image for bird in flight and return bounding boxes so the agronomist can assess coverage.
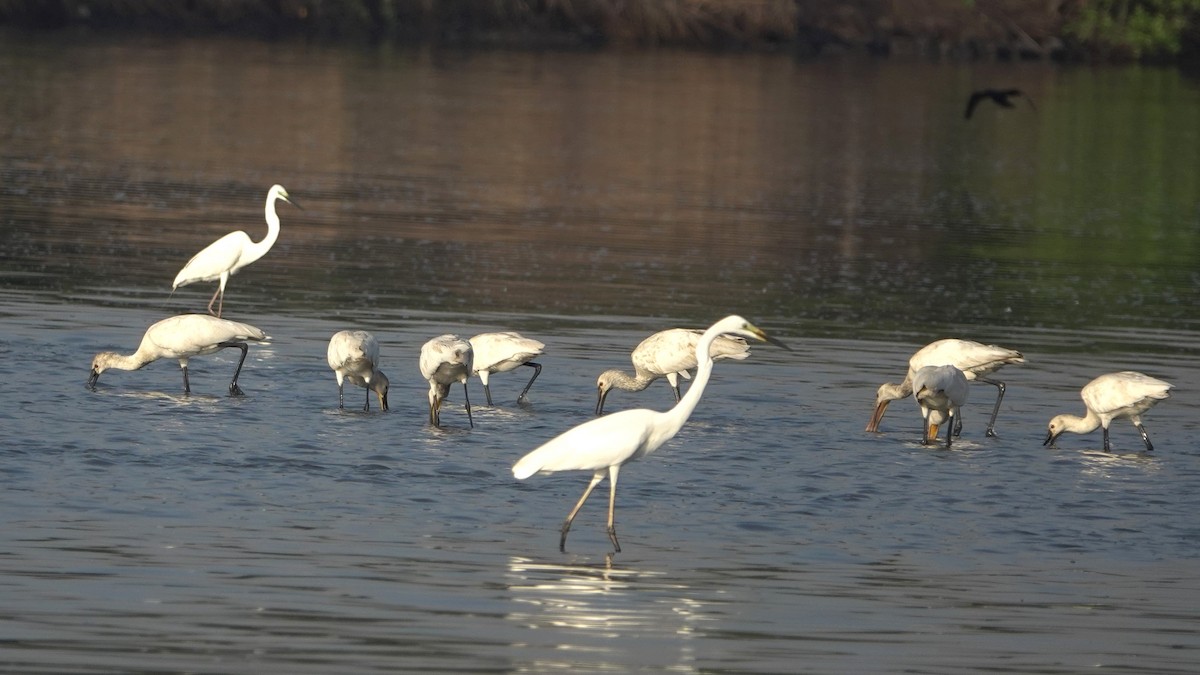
[964,89,1035,119]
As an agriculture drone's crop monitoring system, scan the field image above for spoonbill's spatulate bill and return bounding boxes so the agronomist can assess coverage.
[1045,371,1172,452]
[420,334,474,428]
[595,327,751,415]
[88,314,268,395]
[868,339,1024,437]
[912,364,970,448]
[327,330,389,411]
[468,331,545,405]
[513,315,789,553]
[172,184,300,317]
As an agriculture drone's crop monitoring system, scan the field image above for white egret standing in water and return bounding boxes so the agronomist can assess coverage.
[327,330,389,411]
[172,184,299,317]
[420,334,474,428]
[867,338,1024,437]
[595,327,751,415]
[469,331,545,405]
[87,314,268,395]
[912,364,970,448]
[513,315,789,553]
[1045,371,1172,452]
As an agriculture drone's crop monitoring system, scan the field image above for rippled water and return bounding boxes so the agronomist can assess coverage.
[2,31,1200,674]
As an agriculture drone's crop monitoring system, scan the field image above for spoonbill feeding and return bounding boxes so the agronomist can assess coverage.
[327,330,389,411]
[468,331,545,405]
[87,314,268,395]
[1045,371,1172,452]
[513,315,789,553]
[172,184,300,317]
[595,327,751,415]
[867,339,1024,437]
[420,334,474,428]
[912,364,970,448]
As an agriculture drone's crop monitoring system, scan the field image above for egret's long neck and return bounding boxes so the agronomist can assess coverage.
[245,194,283,264]
[659,328,722,433]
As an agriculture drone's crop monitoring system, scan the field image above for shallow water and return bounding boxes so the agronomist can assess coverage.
[2,32,1200,674]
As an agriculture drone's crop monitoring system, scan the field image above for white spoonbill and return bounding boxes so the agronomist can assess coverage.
[420,334,474,428]
[327,330,389,411]
[1045,371,1172,452]
[595,327,751,415]
[87,314,268,395]
[912,364,970,448]
[468,332,545,405]
[172,184,300,317]
[867,338,1024,437]
[513,315,789,553]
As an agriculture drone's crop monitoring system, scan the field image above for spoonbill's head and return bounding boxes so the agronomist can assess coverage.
[87,352,116,389]
[1044,416,1067,447]
[371,371,390,411]
[866,380,911,432]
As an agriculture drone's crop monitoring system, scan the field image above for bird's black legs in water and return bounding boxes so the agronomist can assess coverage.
[337,382,345,409]
[945,413,955,449]
[978,378,1006,437]
[222,341,249,396]
[483,382,494,407]
[1103,426,1112,453]
[605,467,621,553]
[561,471,606,552]
[671,382,682,402]
[518,362,542,403]
[363,383,370,411]
[463,382,473,428]
[1137,423,1154,452]
[182,365,191,394]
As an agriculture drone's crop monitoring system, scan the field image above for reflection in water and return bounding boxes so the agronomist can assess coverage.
[505,556,706,673]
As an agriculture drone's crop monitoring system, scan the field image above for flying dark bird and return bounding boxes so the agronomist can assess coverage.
[964,89,1035,119]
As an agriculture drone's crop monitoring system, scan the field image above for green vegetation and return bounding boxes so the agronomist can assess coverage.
[1064,0,1200,59]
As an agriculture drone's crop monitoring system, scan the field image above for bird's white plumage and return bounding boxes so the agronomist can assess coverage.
[868,338,1024,435]
[1046,371,1172,452]
[469,331,545,404]
[596,327,751,414]
[172,184,296,317]
[88,314,268,394]
[420,334,474,427]
[513,315,786,553]
[912,364,970,446]
[327,330,389,410]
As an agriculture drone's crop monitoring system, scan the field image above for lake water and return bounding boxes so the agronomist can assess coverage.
[2,30,1200,674]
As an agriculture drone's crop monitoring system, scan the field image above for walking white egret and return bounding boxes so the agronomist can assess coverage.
[468,331,545,405]
[420,334,474,428]
[595,327,751,415]
[912,364,970,448]
[327,330,389,411]
[172,184,299,317]
[867,338,1024,437]
[1045,371,1172,452]
[87,314,268,395]
[513,315,789,553]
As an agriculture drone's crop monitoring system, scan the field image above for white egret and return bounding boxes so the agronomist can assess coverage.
[595,327,751,415]
[513,315,789,553]
[172,184,299,317]
[1045,371,1172,452]
[468,331,545,405]
[420,334,474,428]
[912,364,970,448]
[867,338,1024,437]
[87,314,268,395]
[327,330,389,411]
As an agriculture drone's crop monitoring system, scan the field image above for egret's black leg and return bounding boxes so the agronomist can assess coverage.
[1137,423,1154,452]
[223,341,249,396]
[517,362,542,403]
[561,471,605,553]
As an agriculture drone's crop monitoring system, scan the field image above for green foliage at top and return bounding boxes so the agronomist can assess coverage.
[1065,0,1200,59]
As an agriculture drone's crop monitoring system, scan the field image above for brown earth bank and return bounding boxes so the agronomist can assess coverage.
[0,0,1198,62]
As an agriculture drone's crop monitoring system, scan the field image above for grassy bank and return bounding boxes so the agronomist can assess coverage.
[1,0,1197,61]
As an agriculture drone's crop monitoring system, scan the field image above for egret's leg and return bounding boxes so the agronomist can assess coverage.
[517,362,542,403]
[977,378,1006,437]
[223,341,249,396]
[1136,423,1154,452]
[605,465,621,553]
[561,470,606,553]
[463,382,473,428]
[206,286,221,317]
[1102,426,1112,452]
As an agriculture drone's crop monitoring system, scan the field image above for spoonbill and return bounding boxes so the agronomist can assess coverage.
[87,314,268,395]
[513,315,789,553]
[420,334,474,428]
[1045,371,1172,452]
[327,330,389,411]
[867,339,1024,437]
[468,331,545,405]
[964,88,1035,119]
[595,327,751,415]
[912,364,970,448]
[172,184,300,317]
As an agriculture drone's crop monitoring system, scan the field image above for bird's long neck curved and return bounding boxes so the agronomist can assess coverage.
[244,194,283,264]
[609,369,654,392]
[97,350,154,372]
[1063,410,1102,434]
